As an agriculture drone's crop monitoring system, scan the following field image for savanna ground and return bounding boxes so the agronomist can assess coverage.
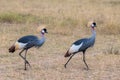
[0,0,120,80]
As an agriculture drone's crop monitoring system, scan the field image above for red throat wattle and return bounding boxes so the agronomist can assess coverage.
[41,32,45,36]
[92,27,95,30]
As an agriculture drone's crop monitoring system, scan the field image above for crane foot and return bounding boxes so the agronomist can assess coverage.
[64,64,67,68]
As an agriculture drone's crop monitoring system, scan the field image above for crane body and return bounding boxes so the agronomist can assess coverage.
[9,28,48,70]
[64,22,97,70]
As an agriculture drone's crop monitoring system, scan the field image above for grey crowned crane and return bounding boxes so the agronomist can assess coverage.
[9,27,48,70]
[64,21,97,70]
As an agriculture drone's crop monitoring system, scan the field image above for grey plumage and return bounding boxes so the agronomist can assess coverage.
[64,22,97,70]
[18,35,38,43]
[9,28,48,70]
[19,35,46,49]
[76,29,96,51]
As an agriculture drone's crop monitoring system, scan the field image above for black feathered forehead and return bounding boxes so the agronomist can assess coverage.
[42,28,47,32]
[93,22,96,26]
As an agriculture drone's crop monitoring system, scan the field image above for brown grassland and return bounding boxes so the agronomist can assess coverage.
[0,0,120,80]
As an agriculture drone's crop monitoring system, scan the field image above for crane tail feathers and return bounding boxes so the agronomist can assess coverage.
[9,45,15,53]
[64,50,71,57]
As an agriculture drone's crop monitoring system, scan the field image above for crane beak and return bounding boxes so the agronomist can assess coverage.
[45,31,48,33]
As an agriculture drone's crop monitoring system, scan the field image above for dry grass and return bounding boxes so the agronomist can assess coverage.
[0,0,120,80]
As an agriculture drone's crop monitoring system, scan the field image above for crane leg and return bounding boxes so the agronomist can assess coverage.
[19,49,31,70]
[64,54,75,68]
[24,50,27,70]
[83,52,89,70]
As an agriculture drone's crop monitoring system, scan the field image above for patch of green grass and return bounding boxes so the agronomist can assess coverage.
[39,16,56,25]
[0,12,39,23]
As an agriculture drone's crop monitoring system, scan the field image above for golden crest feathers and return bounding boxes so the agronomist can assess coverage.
[37,25,46,32]
[87,21,95,27]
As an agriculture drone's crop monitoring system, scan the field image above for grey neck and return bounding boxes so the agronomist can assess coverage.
[87,27,96,45]
[86,27,96,47]
[40,33,45,41]
[91,27,96,39]
[36,33,46,47]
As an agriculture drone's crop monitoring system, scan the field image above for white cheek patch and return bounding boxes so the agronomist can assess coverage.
[69,42,83,53]
[41,30,45,33]
[91,24,94,27]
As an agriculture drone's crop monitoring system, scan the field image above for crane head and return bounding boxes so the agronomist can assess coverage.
[37,25,48,34]
[41,28,48,34]
[87,21,97,28]
[91,22,96,28]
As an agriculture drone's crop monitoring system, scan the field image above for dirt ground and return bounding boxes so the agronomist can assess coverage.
[0,0,120,80]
